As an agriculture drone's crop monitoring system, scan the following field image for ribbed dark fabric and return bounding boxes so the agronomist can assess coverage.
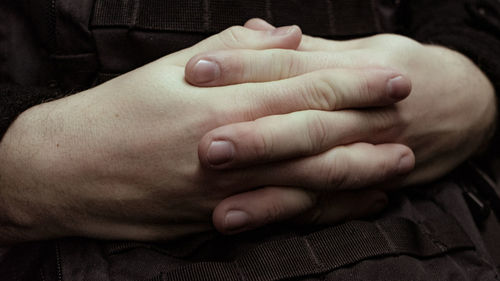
[156,217,473,281]
[91,0,381,36]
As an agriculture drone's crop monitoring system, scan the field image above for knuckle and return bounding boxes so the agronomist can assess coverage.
[368,108,403,138]
[306,72,339,110]
[306,114,330,154]
[271,50,300,79]
[319,150,349,189]
[372,34,424,61]
[219,26,246,49]
[374,154,398,180]
[252,124,274,162]
[370,34,419,47]
[356,72,373,100]
[231,120,274,162]
[217,50,246,81]
[263,201,285,224]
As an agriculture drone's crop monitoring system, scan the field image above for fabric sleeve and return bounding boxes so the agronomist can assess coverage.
[402,0,500,154]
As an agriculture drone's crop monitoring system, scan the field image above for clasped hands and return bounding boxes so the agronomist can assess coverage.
[0,19,495,243]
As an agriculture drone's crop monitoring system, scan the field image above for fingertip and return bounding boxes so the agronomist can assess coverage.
[243,19,301,50]
[206,141,235,166]
[397,148,415,175]
[212,200,253,235]
[387,74,412,101]
[285,25,303,50]
[212,187,314,235]
[185,54,203,85]
[198,127,237,169]
[198,132,219,169]
[244,18,276,30]
[185,54,221,86]
[212,203,229,234]
[380,143,415,175]
[266,25,302,50]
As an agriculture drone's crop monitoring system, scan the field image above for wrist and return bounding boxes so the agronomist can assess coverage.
[0,101,73,243]
[425,45,496,153]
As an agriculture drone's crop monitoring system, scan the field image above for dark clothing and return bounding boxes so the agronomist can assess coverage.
[1,0,500,280]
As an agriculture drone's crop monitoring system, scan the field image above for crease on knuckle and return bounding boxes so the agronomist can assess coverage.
[264,201,285,224]
[247,118,274,161]
[306,114,330,154]
[219,26,246,49]
[322,150,348,189]
[306,73,339,110]
[220,51,246,82]
[307,207,324,224]
[376,154,399,180]
[270,51,290,80]
[368,109,402,139]
[275,50,301,80]
[256,129,274,162]
[356,72,372,103]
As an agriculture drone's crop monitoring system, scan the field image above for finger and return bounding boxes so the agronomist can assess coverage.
[215,142,414,193]
[186,48,407,87]
[164,25,302,66]
[199,108,403,168]
[243,18,360,52]
[208,68,411,123]
[298,34,364,52]
[244,18,276,31]
[212,186,387,234]
[201,87,411,169]
[258,142,415,190]
[212,187,313,234]
[299,34,414,52]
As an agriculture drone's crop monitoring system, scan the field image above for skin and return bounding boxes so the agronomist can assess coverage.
[189,19,497,234]
[0,26,413,243]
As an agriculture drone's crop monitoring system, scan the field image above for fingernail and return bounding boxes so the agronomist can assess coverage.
[192,59,220,83]
[398,153,414,175]
[271,26,295,36]
[387,76,410,100]
[224,210,250,231]
[207,141,235,166]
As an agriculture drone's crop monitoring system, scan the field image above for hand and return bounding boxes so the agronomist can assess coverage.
[243,19,497,184]
[188,19,496,234]
[0,25,411,243]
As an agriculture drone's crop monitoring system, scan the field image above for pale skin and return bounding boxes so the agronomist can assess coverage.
[191,19,496,233]
[195,19,497,234]
[0,19,495,243]
[0,25,413,243]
